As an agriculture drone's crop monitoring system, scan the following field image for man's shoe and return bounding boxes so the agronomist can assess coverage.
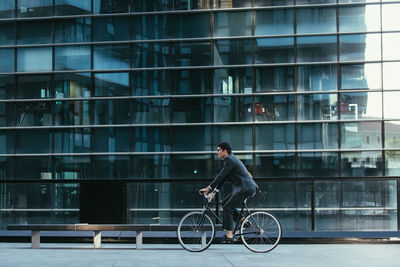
[221,235,234,244]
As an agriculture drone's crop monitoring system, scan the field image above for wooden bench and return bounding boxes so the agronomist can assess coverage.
[7,224,180,249]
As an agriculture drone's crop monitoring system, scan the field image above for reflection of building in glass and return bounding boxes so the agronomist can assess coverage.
[0,1,399,236]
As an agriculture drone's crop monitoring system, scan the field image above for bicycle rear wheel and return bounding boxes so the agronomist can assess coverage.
[177,211,215,252]
[240,211,282,253]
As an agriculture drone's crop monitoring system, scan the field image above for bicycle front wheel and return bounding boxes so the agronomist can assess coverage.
[240,211,282,253]
[177,211,215,252]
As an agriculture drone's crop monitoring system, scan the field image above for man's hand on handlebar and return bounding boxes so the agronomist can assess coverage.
[199,186,211,195]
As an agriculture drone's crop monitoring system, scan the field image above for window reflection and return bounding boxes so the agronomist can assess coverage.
[171,154,211,178]
[0,157,14,179]
[15,157,52,179]
[17,102,52,126]
[385,121,400,148]
[94,17,130,41]
[255,124,295,150]
[174,69,211,95]
[297,65,337,92]
[95,72,129,96]
[17,21,52,44]
[17,47,52,72]
[172,41,210,66]
[55,46,91,71]
[134,126,171,152]
[383,62,400,90]
[211,0,251,8]
[54,100,90,125]
[341,64,381,90]
[17,75,51,99]
[133,0,170,12]
[298,152,338,177]
[0,131,14,154]
[133,98,170,124]
[94,45,130,70]
[54,128,91,153]
[0,23,15,45]
[94,99,131,125]
[133,155,170,179]
[214,11,251,37]
[55,73,91,98]
[297,94,337,120]
[341,122,381,149]
[172,97,211,123]
[55,156,92,179]
[255,95,294,121]
[297,7,336,34]
[16,129,51,153]
[214,126,252,150]
[256,66,294,92]
[172,126,211,151]
[133,42,169,68]
[341,151,382,177]
[215,39,252,65]
[255,153,295,177]
[93,0,132,13]
[93,156,130,178]
[55,0,91,15]
[385,151,400,176]
[298,123,338,149]
[341,92,382,120]
[255,9,294,36]
[297,35,337,63]
[17,0,53,17]
[55,18,91,43]
[0,1,14,18]
[384,92,400,120]
[0,75,14,99]
[254,0,294,6]
[93,127,130,152]
[340,34,381,61]
[214,68,252,94]
[339,5,380,33]
[133,15,169,40]
[214,96,252,122]
[133,70,171,95]
[0,48,14,72]
[255,37,294,64]
[0,103,14,126]
[173,13,210,38]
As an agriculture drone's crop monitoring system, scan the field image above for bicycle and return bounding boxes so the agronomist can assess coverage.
[177,192,282,253]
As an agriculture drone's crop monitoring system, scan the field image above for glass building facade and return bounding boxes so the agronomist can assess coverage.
[0,0,399,235]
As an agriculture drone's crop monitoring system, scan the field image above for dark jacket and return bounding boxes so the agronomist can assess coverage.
[209,153,258,194]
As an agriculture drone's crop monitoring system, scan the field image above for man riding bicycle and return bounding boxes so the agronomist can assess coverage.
[199,142,258,241]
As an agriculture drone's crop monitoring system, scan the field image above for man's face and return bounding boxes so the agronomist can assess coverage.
[217,147,228,159]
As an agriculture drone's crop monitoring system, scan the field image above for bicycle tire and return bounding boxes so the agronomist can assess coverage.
[177,211,215,252]
[240,211,282,253]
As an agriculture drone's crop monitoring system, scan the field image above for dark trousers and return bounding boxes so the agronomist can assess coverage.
[222,189,255,231]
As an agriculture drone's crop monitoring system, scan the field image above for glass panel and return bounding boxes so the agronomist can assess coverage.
[341,63,381,90]
[15,157,52,179]
[255,0,294,6]
[0,131,14,154]
[340,34,381,61]
[173,13,210,38]
[214,11,251,37]
[255,95,294,121]
[17,0,53,17]
[0,103,14,127]
[255,9,294,36]
[55,46,91,71]
[93,155,130,178]
[341,122,381,149]
[17,21,52,44]
[214,125,252,150]
[297,64,337,92]
[55,73,91,98]
[214,39,252,65]
[54,100,90,125]
[93,45,130,70]
[134,126,171,152]
[173,0,209,10]
[0,23,15,45]
[211,0,251,8]
[17,75,51,99]
[54,128,91,153]
[341,92,382,120]
[15,129,51,153]
[214,68,252,94]
[255,153,295,177]
[133,154,170,179]
[133,15,169,40]
[382,3,400,31]
[94,17,130,41]
[133,70,171,96]
[172,41,210,66]
[213,153,252,177]
[255,124,295,150]
[385,121,400,148]
[297,0,335,3]
[341,151,382,176]
[298,152,338,177]
[0,75,14,99]
[55,18,91,43]
[214,96,252,122]
[172,97,211,123]
[0,1,15,18]
[339,5,381,33]
[255,37,294,64]
[298,123,338,149]
[133,0,170,12]
[93,127,130,152]
[172,126,211,151]
[54,156,92,179]
[170,154,211,178]
[133,98,170,124]
[95,72,129,96]
[16,101,52,126]
[17,47,52,72]
[383,62,400,90]
[94,99,131,125]
[297,35,337,63]
[174,69,211,95]
[93,0,132,13]
[0,157,14,179]
[297,93,338,120]
[384,92,400,120]
[383,33,400,61]
[256,66,294,92]
[297,7,336,34]
[133,42,169,68]
[0,48,14,72]
[55,0,91,15]
[385,151,400,176]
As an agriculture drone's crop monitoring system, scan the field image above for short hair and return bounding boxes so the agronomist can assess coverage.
[217,142,232,154]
